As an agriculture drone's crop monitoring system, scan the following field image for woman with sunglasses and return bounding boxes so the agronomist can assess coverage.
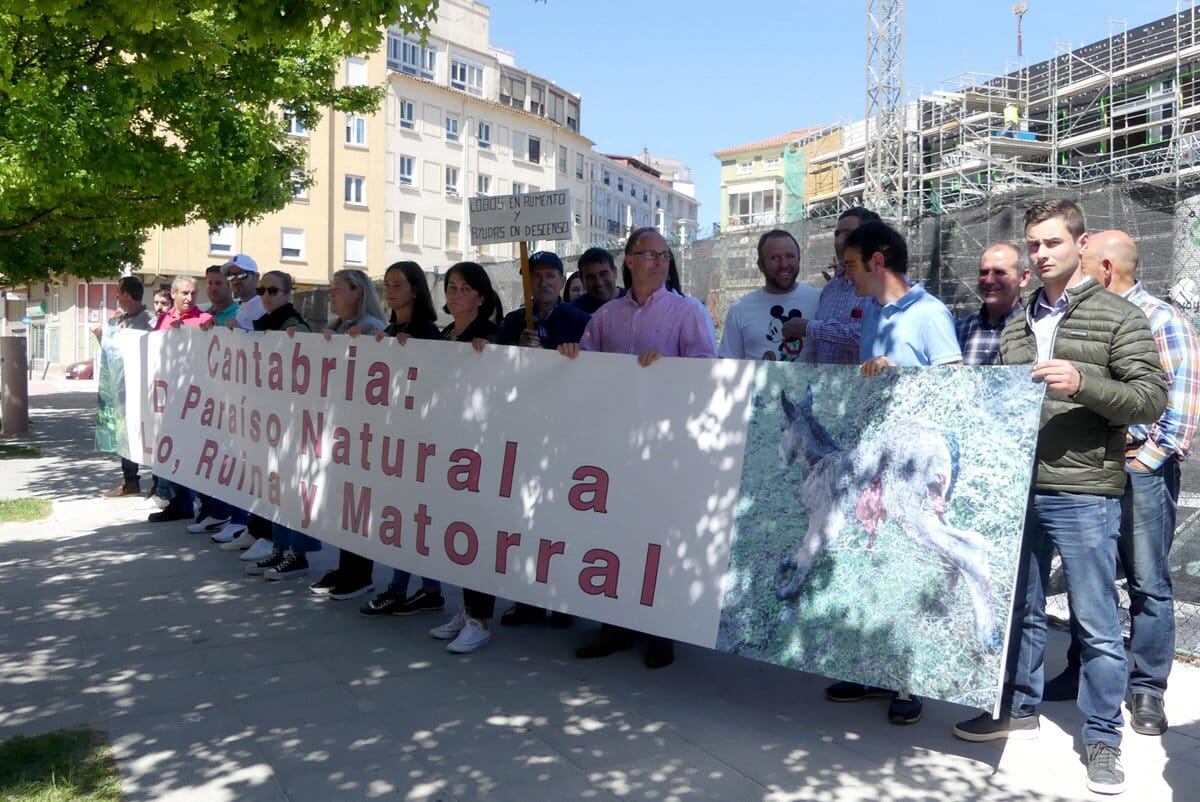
[241,271,327,579]
[358,262,448,619]
[428,262,504,654]
[305,269,389,601]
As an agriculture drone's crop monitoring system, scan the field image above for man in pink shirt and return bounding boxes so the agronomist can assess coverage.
[155,275,214,330]
[559,227,717,668]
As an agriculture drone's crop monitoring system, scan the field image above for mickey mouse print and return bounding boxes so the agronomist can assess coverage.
[719,283,823,362]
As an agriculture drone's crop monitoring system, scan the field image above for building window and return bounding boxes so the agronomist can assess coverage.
[344,234,366,266]
[603,170,610,186]
[477,121,491,150]
[500,71,526,108]
[290,170,308,200]
[727,190,777,226]
[548,91,564,124]
[513,182,525,195]
[764,157,781,170]
[477,174,491,196]
[738,160,752,175]
[345,114,367,146]
[209,223,236,255]
[344,175,366,206]
[281,228,305,261]
[567,99,579,132]
[445,114,460,143]
[398,212,416,244]
[529,82,545,115]
[558,145,568,174]
[451,59,484,95]
[398,155,414,186]
[398,99,415,130]
[346,56,368,87]
[617,177,624,192]
[423,217,440,249]
[387,33,435,79]
[283,109,307,137]
[574,200,583,226]
[575,153,584,180]
[445,220,461,251]
[445,166,459,196]
[527,135,541,164]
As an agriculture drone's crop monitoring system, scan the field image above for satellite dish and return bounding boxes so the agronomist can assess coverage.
[1012,2,1028,16]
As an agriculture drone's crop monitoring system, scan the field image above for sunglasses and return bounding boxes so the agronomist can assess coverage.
[255,286,284,297]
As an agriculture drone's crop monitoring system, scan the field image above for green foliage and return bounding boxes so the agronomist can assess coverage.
[0,443,39,458]
[0,729,122,801]
[94,339,127,456]
[0,497,52,522]
[0,1,440,282]
[717,364,1043,709]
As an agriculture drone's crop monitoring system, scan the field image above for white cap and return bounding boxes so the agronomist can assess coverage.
[222,253,259,274]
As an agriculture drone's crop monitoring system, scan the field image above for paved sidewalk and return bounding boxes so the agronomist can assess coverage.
[1,390,1198,801]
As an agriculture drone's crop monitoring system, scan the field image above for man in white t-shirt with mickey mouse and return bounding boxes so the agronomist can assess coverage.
[718,229,822,362]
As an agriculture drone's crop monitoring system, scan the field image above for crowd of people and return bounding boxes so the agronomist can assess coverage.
[97,199,1198,796]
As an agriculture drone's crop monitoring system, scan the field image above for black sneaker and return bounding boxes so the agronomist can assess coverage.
[1085,743,1126,795]
[148,507,190,523]
[953,712,1039,742]
[246,548,284,577]
[888,695,922,725]
[500,602,545,627]
[328,577,373,601]
[265,551,309,581]
[308,569,340,595]
[360,590,403,617]
[825,682,892,703]
[393,589,446,615]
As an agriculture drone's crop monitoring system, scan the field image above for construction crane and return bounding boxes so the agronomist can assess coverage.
[864,0,906,220]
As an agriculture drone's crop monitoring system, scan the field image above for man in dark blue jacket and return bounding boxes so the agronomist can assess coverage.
[497,251,590,348]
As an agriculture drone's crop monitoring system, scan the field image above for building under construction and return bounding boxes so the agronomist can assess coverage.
[806,4,1200,219]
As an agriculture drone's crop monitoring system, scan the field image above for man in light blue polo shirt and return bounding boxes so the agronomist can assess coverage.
[821,219,962,725]
[845,220,963,376]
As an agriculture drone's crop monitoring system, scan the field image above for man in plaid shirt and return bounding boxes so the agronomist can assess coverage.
[1044,230,1200,738]
[956,243,1030,365]
[782,207,880,363]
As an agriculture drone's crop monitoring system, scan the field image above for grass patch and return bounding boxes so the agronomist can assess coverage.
[0,729,123,801]
[0,498,51,523]
[0,444,40,459]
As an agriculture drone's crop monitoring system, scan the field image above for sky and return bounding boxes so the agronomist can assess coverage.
[485,0,1183,230]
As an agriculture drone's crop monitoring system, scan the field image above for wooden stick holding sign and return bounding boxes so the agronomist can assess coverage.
[468,189,574,333]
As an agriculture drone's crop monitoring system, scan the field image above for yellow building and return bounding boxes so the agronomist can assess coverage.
[713,126,836,230]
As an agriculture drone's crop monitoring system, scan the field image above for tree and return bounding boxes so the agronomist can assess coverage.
[0,1,439,283]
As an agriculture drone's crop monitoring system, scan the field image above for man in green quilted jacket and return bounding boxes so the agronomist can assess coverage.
[951,199,1167,797]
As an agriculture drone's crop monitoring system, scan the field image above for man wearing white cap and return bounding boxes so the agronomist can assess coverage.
[223,254,266,330]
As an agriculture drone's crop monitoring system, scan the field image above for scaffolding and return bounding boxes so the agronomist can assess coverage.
[809,3,1200,220]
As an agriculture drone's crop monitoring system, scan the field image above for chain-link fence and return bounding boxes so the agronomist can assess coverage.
[691,180,1200,661]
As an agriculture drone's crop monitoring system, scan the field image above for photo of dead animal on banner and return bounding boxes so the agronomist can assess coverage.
[717,364,1044,711]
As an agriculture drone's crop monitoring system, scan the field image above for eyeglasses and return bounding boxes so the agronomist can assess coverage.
[255,286,283,297]
[226,271,248,281]
[632,250,671,263]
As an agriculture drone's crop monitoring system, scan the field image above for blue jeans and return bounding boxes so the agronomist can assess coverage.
[1008,492,1127,747]
[1064,460,1180,697]
[156,477,193,513]
[388,570,441,596]
[272,521,321,553]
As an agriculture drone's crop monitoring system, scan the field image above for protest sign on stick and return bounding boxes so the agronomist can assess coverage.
[469,189,572,330]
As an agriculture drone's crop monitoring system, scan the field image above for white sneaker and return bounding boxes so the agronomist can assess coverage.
[187,515,230,534]
[430,608,469,640]
[446,618,492,653]
[240,538,274,562]
[219,530,257,551]
[211,523,247,544]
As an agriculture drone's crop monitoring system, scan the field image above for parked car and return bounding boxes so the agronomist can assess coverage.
[65,361,93,380]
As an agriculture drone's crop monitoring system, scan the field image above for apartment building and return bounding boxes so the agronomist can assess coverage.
[713,127,838,230]
[587,154,701,248]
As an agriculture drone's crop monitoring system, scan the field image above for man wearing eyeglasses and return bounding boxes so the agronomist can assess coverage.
[558,227,717,669]
[222,253,266,329]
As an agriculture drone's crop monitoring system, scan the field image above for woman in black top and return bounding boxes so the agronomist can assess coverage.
[243,272,324,581]
[359,262,448,618]
[428,262,503,654]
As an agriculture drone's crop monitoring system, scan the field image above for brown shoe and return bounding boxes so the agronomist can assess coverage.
[103,482,141,498]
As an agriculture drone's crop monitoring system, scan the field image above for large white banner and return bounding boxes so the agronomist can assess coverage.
[113,328,1045,711]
